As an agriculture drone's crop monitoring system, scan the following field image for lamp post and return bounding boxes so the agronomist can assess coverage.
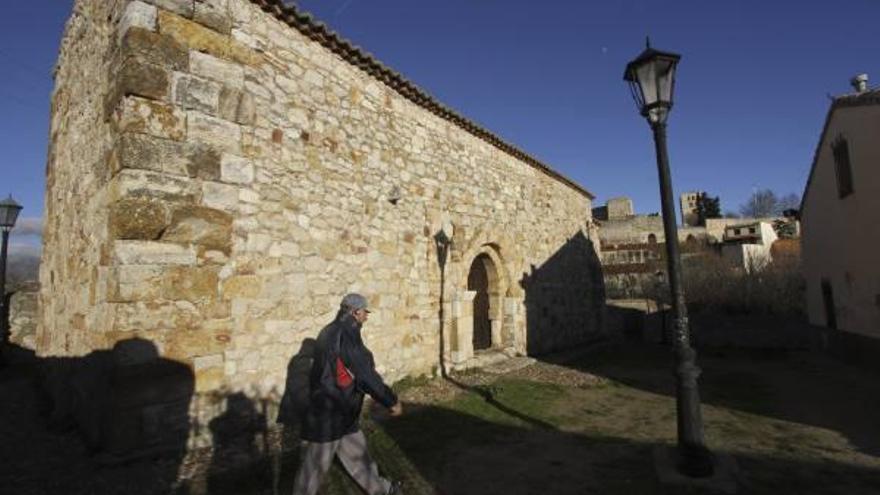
[624,40,714,477]
[0,195,23,359]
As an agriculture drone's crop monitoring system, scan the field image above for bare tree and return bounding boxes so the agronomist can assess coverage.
[739,189,800,218]
[777,193,800,214]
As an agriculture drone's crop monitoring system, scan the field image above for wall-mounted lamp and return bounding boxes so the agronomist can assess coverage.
[388,185,401,205]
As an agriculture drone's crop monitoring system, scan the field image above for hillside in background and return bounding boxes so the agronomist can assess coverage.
[6,250,40,290]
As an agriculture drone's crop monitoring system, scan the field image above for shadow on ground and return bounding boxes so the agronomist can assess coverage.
[0,341,193,495]
[537,342,880,458]
[3,339,880,495]
[372,398,880,495]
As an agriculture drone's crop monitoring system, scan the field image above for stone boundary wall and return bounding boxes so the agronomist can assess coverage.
[41,0,604,420]
[8,287,40,350]
[596,210,782,246]
[607,299,822,350]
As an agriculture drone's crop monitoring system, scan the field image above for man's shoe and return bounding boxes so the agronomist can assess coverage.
[387,480,403,495]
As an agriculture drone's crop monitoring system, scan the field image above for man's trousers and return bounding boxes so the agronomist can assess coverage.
[292,431,391,495]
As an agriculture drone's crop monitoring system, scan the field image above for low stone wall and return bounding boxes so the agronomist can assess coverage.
[819,329,880,374]
[8,286,39,350]
[689,313,821,350]
[605,299,668,343]
[606,299,823,350]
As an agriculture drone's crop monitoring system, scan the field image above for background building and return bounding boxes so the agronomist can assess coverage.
[720,221,779,272]
[801,75,880,338]
[680,191,703,227]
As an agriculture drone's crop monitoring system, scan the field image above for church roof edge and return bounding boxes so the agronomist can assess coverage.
[249,0,595,200]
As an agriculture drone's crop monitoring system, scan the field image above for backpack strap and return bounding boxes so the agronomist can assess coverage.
[335,327,355,387]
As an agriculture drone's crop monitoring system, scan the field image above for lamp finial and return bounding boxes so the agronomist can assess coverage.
[646,36,651,49]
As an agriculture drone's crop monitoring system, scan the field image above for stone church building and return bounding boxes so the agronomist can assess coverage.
[37,0,604,447]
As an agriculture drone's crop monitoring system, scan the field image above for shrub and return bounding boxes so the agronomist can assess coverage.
[679,250,804,318]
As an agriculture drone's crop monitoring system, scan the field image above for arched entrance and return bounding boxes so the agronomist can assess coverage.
[468,254,493,350]
[447,241,521,366]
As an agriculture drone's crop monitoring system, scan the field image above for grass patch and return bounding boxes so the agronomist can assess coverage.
[446,378,568,429]
[391,373,434,394]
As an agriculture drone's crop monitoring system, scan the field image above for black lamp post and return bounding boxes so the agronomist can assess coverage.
[624,40,714,477]
[0,195,23,358]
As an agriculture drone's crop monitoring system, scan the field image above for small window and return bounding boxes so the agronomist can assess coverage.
[749,227,756,234]
[832,135,854,198]
[647,233,657,245]
[734,228,741,235]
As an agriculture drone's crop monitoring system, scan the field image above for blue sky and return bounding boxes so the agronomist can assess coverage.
[1,0,878,252]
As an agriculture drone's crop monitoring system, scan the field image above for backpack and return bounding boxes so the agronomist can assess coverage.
[277,339,316,425]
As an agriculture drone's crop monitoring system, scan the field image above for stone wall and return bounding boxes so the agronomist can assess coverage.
[41,0,604,422]
[606,197,633,220]
[38,0,129,357]
[8,285,40,350]
[598,215,665,243]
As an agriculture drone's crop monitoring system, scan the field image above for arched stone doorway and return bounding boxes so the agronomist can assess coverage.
[468,254,493,350]
[448,243,519,365]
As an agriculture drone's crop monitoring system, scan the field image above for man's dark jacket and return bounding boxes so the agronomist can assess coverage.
[300,311,398,442]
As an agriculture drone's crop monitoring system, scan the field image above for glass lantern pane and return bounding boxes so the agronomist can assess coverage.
[635,62,658,106]
[656,58,676,104]
[627,79,645,110]
[9,206,21,226]
[0,201,21,228]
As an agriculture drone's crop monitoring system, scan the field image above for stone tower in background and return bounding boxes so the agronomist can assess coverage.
[680,191,703,227]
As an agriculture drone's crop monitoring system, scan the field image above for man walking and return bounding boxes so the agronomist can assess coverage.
[293,293,403,495]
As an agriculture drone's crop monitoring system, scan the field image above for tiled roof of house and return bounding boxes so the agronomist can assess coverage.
[832,87,880,108]
[249,0,594,199]
[800,86,880,216]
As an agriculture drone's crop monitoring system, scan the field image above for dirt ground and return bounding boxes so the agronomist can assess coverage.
[2,343,879,495]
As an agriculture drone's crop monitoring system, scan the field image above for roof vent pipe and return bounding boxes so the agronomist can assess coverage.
[851,73,869,93]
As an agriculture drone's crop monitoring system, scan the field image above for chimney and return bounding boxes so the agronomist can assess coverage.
[851,73,869,93]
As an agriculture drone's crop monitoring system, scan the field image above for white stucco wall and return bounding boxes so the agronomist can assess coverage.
[801,100,880,337]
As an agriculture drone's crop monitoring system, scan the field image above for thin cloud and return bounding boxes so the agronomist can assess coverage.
[11,217,42,236]
[335,0,354,17]
[8,242,41,257]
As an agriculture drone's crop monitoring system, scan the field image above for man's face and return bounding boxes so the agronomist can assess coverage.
[353,308,370,324]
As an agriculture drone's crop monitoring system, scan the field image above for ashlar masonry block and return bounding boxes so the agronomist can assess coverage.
[118,1,158,41]
[113,96,186,141]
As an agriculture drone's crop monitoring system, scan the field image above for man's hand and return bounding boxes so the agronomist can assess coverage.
[389,402,403,417]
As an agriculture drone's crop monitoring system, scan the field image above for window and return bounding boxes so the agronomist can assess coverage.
[832,135,854,198]
[748,227,756,234]
[734,228,741,235]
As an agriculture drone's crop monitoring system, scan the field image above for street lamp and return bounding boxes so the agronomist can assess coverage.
[0,195,23,359]
[624,40,714,477]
